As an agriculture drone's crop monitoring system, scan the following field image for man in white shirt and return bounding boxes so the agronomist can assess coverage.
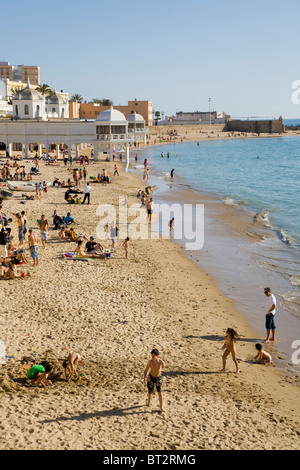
[83,183,93,205]
[264,287,276,343]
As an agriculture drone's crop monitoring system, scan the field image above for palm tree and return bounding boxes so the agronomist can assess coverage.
[36,83,53,96]
[10,86,24,97]
[71,93,84,103]
[100,98,113,106]
[92,98,113,106]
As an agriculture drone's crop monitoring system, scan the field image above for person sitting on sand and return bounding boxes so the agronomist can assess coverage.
[6,245,29,265]
[252,343,273,365]
[59,227,72,241]
[63,352,81,382]
[26,362,53,387]
[221,328,240,374]
[69,228,88,242]
[144,349,165,412]
[73,240,86,257]
[63,212,75,226]
[85,236,103,255]
[4,262,21,279]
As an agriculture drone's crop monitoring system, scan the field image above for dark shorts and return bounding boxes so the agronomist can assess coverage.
[266,314,276,330]
[147,375,162,394]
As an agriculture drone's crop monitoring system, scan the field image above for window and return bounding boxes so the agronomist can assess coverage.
[36,105,40,117]
[24,104,29,115]
[15,105,19,116]
[52,108,56,113]
[96,125,110,134]
[111,125,126,134]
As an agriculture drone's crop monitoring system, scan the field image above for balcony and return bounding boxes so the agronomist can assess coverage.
[97,134,132,141]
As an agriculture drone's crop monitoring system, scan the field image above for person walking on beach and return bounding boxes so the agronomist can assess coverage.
[221,328,240,374]
[264,287,276,343]
[28,229,39,266]
[83,182,93,205]
[40,214,49,248]
[144,349,165,412]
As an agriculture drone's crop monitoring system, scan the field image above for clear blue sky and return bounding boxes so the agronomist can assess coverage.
[2,0,300,118]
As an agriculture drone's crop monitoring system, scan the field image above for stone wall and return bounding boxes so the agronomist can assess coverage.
[224,118,284,134]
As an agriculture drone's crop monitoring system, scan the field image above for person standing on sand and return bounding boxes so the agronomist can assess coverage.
[28,229,39,266]
[83,182,93,205]
[146,198,154,224]
[123,237,130,259]
[144,349,165,412]
[40,215,49,248]
[263,287,276,343]
[221,328,240,374]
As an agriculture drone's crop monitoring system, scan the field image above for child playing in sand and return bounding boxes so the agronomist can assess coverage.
[123,237,130,259]
[252,343,273,365]
[63,352,81,381]
[221,328,240,374]
[144,349,165,412]
[26,362,53,387]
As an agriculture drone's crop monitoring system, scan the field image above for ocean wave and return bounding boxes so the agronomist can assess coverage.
[278,230,293,245]
[222,197,247,207]
[254,210,271,227]
[290,275,300,287]
[282,290,300,305]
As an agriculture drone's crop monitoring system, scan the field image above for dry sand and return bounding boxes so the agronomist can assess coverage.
[0,148,299,450]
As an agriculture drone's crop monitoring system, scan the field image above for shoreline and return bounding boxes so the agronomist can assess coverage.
[0,148,299,450]
[129,137,300,376]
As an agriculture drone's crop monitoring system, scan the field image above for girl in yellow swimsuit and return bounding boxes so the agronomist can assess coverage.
[221,328,240,374]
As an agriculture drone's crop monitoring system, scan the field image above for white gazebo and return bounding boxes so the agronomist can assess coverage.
[127,112,148,143]
[94,107,134,168]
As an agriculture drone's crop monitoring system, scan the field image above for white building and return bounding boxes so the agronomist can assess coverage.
[0,83,148,167]
[127,112,147,143]
[12,82,45,120]
[45,88,69,118]
[0,80,13,117]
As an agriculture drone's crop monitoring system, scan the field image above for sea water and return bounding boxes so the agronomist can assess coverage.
[130,135,300,370]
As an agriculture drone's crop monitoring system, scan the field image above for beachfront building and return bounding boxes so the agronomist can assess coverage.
[160,111,230,125]
[0,80,12,117]
[70,99,153,126]
[12,83,46,120]
[45,89,69,118]
[0,95,135,167]
[95,107,134,165]
[127,112,148,143]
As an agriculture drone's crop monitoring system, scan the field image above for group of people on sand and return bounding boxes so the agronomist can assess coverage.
[0,160,37,182]
[25,352,82,388]
[221,287,276,374]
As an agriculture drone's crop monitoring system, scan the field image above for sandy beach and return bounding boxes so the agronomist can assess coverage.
[0,145,300,451]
